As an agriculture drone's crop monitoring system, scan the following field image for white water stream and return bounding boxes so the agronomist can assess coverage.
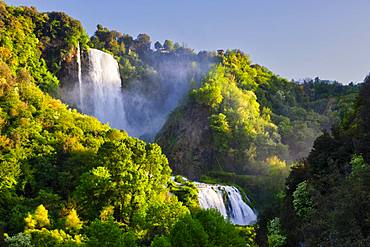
[78,48,127,129]
[196,182,257,225]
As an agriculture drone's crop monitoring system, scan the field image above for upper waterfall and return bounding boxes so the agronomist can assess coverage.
[60,46,210,140]
[76,43,83,109]
[196,182,257,225]
[79,48,127,129]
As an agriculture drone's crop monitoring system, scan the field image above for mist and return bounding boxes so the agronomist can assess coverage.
[60,47,215,141]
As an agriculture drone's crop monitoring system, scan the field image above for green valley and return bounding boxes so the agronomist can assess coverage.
[0,1,368,246]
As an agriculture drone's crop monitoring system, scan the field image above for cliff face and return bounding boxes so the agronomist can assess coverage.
[156,102,214,179]
[57,48,91,108]
[58,49,78,88]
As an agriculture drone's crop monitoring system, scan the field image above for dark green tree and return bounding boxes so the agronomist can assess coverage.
[169,214,208,247]
[194,209,246,247]
[86,219,138,247]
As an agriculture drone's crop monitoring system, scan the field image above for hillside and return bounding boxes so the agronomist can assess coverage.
[156,51,356,181]
[0,2,254,246]
[276,76,370,246]
[0,1,368,246]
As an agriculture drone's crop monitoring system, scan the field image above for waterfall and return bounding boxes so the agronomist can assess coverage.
[196,182,257,225]
[62,47,210,139]
[79,48,127,129]
[76,43,83,109]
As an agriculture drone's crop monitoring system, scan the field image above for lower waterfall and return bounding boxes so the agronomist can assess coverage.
[195,182,257,225]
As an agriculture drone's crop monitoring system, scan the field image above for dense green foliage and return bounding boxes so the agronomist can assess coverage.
[0,1,89,92]
[266,218,286,247]
[161,50,358,169]
[268,77,370,246]
[170,176,199,210]
[165,209,251,247]
[0,57,190,245]
[157,50,358,211]
[191,53,288,172]
[0,2,253,246]
[0,2,57,91]
[1,1,368,246]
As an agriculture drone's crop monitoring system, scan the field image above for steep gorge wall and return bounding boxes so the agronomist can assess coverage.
[156,103,215,179]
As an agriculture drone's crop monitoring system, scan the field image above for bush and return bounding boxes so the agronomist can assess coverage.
[194,209,246,247]
[5,232,33,247]
[85,219,137,247]
[169,214,208,247]
[151,236,171,247]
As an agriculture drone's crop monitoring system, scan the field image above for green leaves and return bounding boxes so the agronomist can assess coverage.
[86,219,137,247]
[193,81,223,108]
[194,209,246,247]
[169,214,208,247]
[191,50,284,172]
[292,181,314,221]
[267,218,286,247]
[5,232,33,247]
[0,5,59,92]
[167,210,251,247]
[74,139,172,225]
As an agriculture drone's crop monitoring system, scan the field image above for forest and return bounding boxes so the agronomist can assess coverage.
[0,1,369,246]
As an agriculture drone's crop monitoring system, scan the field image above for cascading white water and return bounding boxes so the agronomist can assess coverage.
[79,48,127,128]
[196,182,257,225]
[76,43,83,109]
[197,183,228,217]
[63,46,211,139]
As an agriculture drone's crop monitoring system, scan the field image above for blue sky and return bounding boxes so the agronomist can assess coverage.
[6,0,370,84]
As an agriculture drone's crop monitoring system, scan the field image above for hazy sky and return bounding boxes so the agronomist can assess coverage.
[6,0,370,84]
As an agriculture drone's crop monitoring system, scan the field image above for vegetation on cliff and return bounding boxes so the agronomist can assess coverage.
[156,50,358,209]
